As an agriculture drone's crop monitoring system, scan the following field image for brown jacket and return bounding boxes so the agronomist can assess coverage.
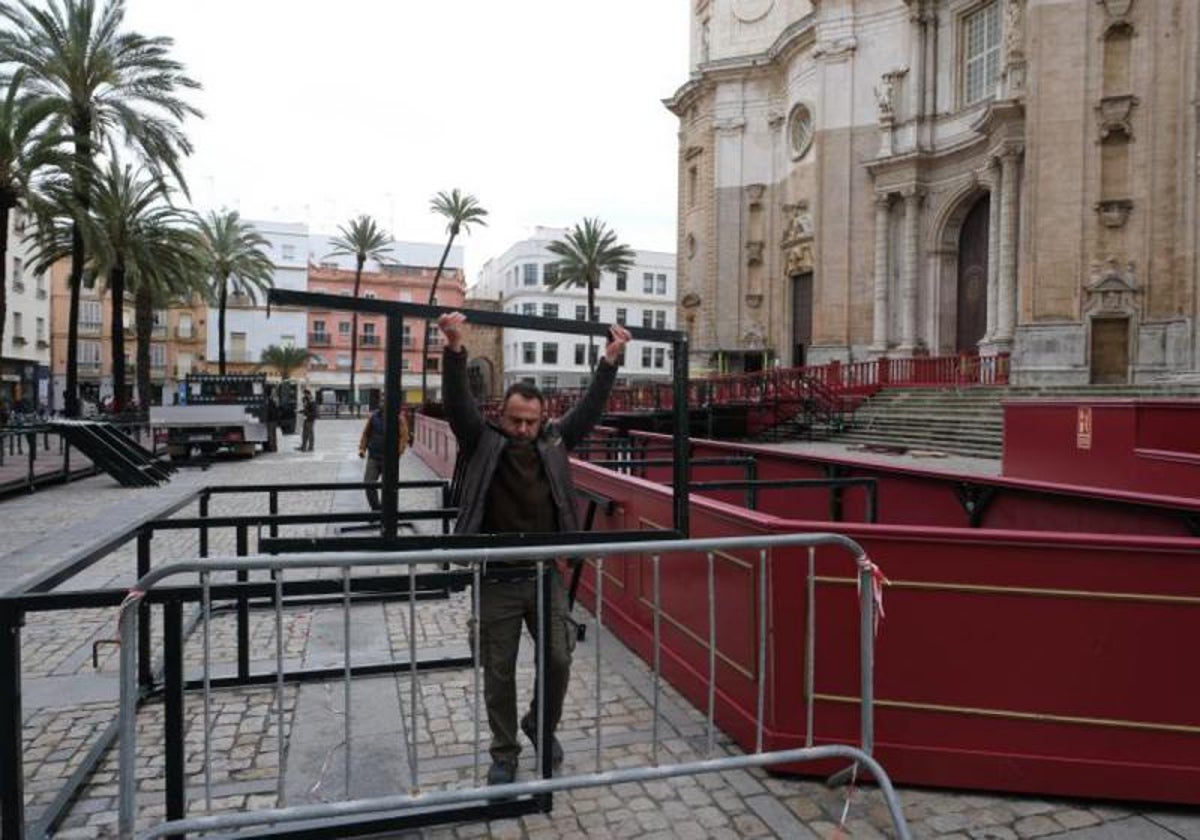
[359,410,410,460]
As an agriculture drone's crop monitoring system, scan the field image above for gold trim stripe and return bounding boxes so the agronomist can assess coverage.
[637,594,757,680]
[813,694,1200,735]
[812,576,1200,606]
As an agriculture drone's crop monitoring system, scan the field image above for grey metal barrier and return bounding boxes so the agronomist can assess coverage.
[116,533,908,840]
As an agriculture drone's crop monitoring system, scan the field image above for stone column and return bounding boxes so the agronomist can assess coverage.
[900,188,923,353]
[997,149,1021,344]
[985,158,1001,344]
[872,193,892,351]
[909,3,926,125]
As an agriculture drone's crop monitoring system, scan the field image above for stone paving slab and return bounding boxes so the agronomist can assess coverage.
[4,419,1199,838]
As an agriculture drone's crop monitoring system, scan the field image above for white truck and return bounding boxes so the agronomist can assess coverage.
[151,373,273,460]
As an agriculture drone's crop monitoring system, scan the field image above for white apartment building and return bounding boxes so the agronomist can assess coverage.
[0,207,50,411]
[474,227,677,391]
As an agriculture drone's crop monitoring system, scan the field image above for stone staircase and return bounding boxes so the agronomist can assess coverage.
[829,384,1200,459]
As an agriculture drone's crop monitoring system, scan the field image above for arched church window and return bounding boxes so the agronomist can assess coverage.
[788,103,814,160]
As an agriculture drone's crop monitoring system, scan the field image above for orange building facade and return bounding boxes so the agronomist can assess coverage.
[49,260,210,410]
[305,263,465,405]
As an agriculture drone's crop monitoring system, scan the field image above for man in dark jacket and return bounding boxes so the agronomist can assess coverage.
[438,311,631,785]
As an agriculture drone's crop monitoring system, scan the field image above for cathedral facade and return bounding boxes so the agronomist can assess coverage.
[666,0,1199,383]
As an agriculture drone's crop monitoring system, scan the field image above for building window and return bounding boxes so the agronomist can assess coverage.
[788,102,815,159]
[642,347,652,367]
[542,375,558,390]
[314,319,326,335]
[688,166,697,208]
[574,343,586,365]
[281,334,295,347]
[401,358,410,371]
[12,311,21,337]
[80,300,102,331]
[643,272,654,294]
[642,310,653,329]
[402,324,412,347]
[320,260,338,270]
[543,303,559,319]
[523,264,538,286]
[281,244,296,261]
[963,1,1002,106]
[542,342,558,364]
[339,321,351,335]
[425,357,439,372]
[362,356,375,370]
[654,348,666,369]
[616,308,627,325]
[656,274,667,294]
[575,305,587,321]
[80,340,101,364]
[544,262,559,286]
[151,344,166,369]
[522,302,537,316]
[522,342,537,364]
[36,317,44,341]
[616,271,627,292]
[337,354,351,369]
[11,256,23,292]
[655,311,666,330]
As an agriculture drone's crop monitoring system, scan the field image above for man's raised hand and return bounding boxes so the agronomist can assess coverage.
[437,312,467,352]
[604,323,633,365]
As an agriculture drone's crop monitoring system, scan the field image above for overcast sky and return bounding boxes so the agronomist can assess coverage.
[122,1,691,281]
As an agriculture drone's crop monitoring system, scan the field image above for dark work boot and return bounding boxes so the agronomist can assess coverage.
[521,713,564,770]
[486,756,517,786]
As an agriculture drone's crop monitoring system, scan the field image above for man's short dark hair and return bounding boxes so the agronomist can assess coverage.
[502,381,544,409]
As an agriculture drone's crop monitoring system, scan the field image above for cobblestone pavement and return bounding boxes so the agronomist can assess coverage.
[5,420,1196,839]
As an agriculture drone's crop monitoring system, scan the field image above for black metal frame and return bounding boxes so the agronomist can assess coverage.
[266,289,693,541]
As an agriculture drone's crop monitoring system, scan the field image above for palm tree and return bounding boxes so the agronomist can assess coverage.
[195,209,273,375]
[81,159,174,410]
[546,218,635,369]
[326,215,392,407]
[259,344,312,381]
[0,70,62,359]
[0,0,201,415]
[127,217,206,409]
[421,189,487,406]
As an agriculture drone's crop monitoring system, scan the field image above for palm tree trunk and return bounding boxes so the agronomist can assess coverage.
[135,285,152,410]
[109,265,126,412]
[349,256,363,407]
[218,276,228,375]
[587,280,597,371]
[66,128,93,418]
[0,204,9,359]
[420,232,457,406]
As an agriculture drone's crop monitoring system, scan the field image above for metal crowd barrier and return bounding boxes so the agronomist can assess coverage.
[116,533,910,840]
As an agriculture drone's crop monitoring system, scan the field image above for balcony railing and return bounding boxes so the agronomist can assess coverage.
[309,332,331,346]
[79,322,102,335]
[12,335,26,345]
[175,326,195,340]
[79,361,102,374]
[359,334,380,348]
[36,339,48,349]
[151,325,167,338]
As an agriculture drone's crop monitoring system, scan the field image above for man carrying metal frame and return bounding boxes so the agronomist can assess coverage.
[437,311,631,785]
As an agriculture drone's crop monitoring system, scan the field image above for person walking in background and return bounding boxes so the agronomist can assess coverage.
[358,406,410,510]
[437,310,631,785]
[297,388,316,451]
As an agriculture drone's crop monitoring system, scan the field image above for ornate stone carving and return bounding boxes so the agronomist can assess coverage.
[781,201,814,248]
[1096,95,1138,140]
[1002,1,1027,98]
[680,291,702,310]
[743,323,766,348]
[785,242,815,275]
[1098,0,1134,20]
[813,35,857,61]
[684,145,705,160]
[745,293,764,310]
[745,183,766,206]
[745,240,765,265]
[1095,199,1133,228]
[874,69,906,122]
[714,117,747,135]
[1084,258,1140,314]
